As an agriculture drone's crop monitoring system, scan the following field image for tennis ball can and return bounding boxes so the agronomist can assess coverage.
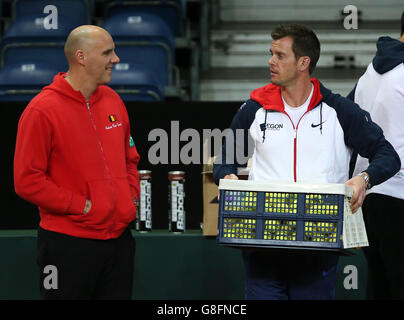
[168,171,186,233]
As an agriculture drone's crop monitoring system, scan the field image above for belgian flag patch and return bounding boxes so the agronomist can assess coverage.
[109,114,117,122]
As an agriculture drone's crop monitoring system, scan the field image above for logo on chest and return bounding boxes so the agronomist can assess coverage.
[260,123,284,131]
[105,114,122,130]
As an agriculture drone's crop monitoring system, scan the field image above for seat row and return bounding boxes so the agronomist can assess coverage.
[0,0,188,102]
[8,0,186,37]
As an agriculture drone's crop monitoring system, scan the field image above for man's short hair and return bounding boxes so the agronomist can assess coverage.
[271,24,320,74]
[401,10,404,36]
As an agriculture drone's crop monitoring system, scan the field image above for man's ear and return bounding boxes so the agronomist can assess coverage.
[299,56,311,72]
[75,49,86,67]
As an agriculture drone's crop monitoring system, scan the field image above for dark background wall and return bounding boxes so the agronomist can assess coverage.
[1,101,369,301]
[1,101,242,230]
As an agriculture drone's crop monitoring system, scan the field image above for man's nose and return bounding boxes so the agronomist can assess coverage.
[112,51,120,64]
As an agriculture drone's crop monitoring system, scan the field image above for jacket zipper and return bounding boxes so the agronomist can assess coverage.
[281,112,298,182]
[293,128,297,182]
[86,102,110,175]
[86,102,116,233]
[283,110,310,182]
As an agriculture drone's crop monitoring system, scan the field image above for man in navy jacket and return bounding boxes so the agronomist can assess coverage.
[214,24,400,300]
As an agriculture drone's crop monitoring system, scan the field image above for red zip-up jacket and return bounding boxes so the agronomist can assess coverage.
[14,73,140,240]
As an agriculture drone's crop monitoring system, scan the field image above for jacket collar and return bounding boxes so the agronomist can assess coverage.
[43,72,102,105]
[250,78,322,112]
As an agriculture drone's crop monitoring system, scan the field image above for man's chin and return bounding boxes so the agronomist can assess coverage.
[99,76,112,85]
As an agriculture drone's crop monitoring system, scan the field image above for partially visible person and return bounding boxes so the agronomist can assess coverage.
[14,25,140,299]
[213,24,400,300]
[348,11,404,299]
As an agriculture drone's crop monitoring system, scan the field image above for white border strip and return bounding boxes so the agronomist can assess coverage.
[218,179,353,196]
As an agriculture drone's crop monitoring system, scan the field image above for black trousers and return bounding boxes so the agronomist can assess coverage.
[362,193,404,299]
[242,249,339,300]
[37,226,136,300]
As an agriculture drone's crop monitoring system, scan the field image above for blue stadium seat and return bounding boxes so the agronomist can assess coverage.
[108,62,164,101]
[0,62,58,102]
[0,1,2,34]
[2,13,75,43]
[103,12,175,87]
[0,13,83,70]
[1,45,67,72]
[12,0,92,24]
[104,0,186,37]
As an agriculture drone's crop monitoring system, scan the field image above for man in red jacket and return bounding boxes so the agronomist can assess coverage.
[14,25,140,299]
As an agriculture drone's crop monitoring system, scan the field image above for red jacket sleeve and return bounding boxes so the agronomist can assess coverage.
[123,108,140,202]
[13,107,87,215]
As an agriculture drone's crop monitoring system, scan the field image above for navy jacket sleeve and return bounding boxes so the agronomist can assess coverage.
[320,82,401,186]
[213,100,260,185]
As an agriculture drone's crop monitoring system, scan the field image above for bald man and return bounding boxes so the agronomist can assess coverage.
[14,25,140,299]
